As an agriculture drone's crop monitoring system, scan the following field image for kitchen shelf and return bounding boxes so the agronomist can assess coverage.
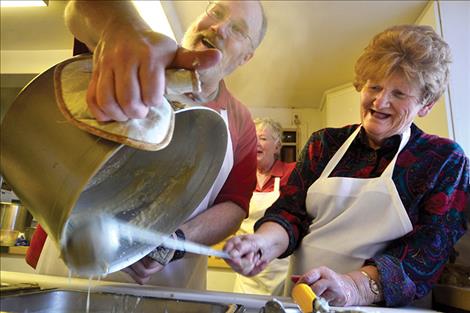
[281,128,300,163]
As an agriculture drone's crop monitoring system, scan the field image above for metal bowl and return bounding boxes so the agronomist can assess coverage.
[0,202,33,232]
[0,229,19,246]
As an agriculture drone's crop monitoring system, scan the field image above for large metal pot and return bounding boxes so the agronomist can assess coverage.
[0,57,227,273]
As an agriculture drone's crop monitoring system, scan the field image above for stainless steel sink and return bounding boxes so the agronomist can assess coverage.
[0,289,245,313]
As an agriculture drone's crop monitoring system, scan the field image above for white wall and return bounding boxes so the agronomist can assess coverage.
[414,1,451,138]
[248,106,323,150]
[437,1,470,154]
[321,83,360,128]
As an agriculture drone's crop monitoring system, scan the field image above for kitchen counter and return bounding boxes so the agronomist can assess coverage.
[0,271,300,313]
[0,245,28,255]
[0,271,441,313]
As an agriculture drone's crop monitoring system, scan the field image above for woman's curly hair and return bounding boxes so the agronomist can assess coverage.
[354,24,452,104]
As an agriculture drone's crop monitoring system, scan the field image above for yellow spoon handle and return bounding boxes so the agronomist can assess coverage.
[291,283,317,313]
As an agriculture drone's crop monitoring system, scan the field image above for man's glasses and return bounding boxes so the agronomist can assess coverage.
[205,1,254,50]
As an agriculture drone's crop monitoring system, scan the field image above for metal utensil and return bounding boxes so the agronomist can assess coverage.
[260,298,288,313]
[0,202,32,246]
[62,214,229,275]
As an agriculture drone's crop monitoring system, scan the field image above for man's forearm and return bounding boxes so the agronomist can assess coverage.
[64,0,150,50]
[179,201,246,246]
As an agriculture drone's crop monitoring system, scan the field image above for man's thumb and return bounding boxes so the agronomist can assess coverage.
[172,47,222,70]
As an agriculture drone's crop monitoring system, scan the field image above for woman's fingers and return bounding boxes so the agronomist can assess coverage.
[224,235,265,275]
[295,267,353,307]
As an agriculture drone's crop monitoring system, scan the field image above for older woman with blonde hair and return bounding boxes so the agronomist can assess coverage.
[225,24,469,307]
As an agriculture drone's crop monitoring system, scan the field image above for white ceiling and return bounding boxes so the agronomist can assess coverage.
[1,0,428,109]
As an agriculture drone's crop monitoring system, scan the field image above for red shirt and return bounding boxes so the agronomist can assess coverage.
[256,159,296,192]
[205,81,257,214]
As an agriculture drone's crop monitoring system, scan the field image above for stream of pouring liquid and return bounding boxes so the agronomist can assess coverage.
[111,217,231,259]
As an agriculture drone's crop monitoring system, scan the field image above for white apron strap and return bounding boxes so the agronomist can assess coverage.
[273,176,280,192]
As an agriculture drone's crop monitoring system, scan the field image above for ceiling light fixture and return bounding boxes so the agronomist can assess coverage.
[132,0,176,41]
[1,0,48,7]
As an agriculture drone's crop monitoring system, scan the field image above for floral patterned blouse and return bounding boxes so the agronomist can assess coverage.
[256,123,469,306]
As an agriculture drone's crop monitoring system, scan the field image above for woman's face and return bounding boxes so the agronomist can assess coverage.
[256,126,280,169]
[360,72,433,149]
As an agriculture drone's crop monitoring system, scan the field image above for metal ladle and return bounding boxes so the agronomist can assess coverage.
[62,213,230,276]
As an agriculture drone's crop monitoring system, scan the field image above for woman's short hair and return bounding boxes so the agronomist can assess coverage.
[353,24,452,104]
[254,117,283,144]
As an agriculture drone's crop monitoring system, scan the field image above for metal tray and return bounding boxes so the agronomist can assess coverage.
[0,289,245,313]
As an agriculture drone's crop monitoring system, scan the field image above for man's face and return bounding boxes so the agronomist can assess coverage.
[182,1,262,81]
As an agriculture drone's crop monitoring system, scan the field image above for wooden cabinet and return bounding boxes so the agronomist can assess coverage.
[280,128,299,163]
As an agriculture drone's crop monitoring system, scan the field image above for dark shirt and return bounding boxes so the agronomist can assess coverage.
[256,123,469,306]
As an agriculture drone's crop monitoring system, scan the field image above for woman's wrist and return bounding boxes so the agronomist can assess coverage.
[345,270,383,305]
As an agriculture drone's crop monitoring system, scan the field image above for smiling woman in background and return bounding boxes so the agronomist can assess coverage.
[233,118,296,295]
[225,24,469,307]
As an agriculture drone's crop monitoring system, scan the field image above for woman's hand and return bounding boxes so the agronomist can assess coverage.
[295,266,381,306]
[224,234,269,276]
[224,222,289,276]
[295,267,357,306]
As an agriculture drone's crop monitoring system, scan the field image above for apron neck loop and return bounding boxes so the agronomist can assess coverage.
[320,125,411,179]
[273,177,281,192]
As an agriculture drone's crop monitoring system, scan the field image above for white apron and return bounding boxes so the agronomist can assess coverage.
[285,126,413,295]
[37,110,234,290]
[234,177,290,295]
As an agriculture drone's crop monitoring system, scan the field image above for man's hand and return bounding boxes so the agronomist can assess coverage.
[65,1,222,122]
[121,256,165,285]
[88,19,221,122]
[121,229,185,285]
